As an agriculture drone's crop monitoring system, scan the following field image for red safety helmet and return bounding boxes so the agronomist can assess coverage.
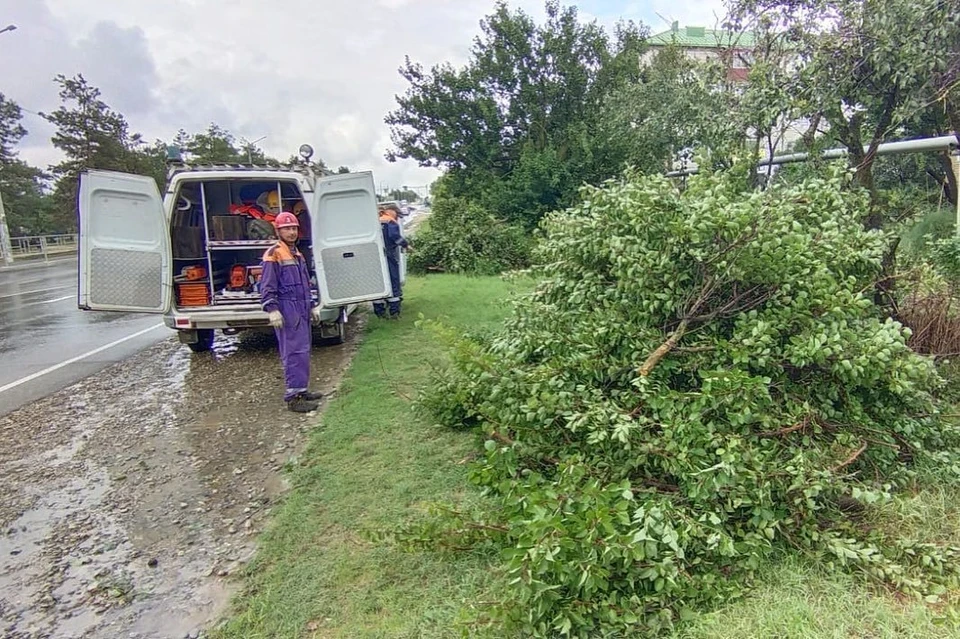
[274,211,299,229]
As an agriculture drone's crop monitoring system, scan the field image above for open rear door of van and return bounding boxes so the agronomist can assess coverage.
[311,171,391,309]
[78,170,172,313]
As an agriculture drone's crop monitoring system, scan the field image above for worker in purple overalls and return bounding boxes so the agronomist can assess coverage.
[260,211,323,413]
[373,205,409,319]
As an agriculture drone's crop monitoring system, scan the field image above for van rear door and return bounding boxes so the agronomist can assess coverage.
[311,171,391,308]
[78,170,172,313]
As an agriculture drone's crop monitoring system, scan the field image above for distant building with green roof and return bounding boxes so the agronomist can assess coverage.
[643,23,757,82]
[642,23,811,158]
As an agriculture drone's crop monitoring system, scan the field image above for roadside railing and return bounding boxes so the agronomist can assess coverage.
[11,234,78,260]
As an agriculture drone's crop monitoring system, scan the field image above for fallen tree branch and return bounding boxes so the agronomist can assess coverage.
[691,284,773,323]
[758,415,811,438]
[675,345,717,354]
[858,437,900,451]
[831,442,868,473]
[638,318,690,376]
[465,522,509,534]
[632,480,680,494]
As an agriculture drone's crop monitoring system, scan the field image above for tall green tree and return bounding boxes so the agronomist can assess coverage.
[386,0,647,226]
[0,93,52,235]
[0,92,27,163]
[184,124,244,164]
[728,0,960,219]
[601,45,747,176]
[41,74,150,231]
[173,126,284,166]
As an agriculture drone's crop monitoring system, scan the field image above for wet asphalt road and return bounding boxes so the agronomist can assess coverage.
[0,258,168,417]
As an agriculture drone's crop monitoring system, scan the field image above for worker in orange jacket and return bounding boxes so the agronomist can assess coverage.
[260,212,323,412]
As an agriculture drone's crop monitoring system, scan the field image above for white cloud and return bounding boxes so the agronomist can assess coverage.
[0,0,721,192]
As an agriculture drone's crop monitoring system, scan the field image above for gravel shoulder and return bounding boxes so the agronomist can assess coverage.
[0,319,364,639]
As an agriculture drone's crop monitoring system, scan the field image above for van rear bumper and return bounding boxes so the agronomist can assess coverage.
[163,305,345,330]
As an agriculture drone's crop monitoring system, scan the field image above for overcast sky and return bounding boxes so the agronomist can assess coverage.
[0,0,724,192]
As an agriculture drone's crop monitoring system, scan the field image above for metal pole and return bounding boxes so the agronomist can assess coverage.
[953,151,960,238]
[666,134,960,178]
[0,190,14,265]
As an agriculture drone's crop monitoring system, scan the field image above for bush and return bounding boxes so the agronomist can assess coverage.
[408,191,531,276]
[408,167,960,637]
[900,205,957,257]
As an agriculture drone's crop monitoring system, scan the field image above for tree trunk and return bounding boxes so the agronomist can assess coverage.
[937,152,958,206]
[878,237,901,312]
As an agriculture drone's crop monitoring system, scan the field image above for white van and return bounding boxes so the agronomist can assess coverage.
[77,150,397,353]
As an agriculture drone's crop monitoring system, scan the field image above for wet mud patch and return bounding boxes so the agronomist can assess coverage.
[0,317,364,638]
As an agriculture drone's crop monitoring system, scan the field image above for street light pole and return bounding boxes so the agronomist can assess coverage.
[0,23,16,264]
[244,135,267,164]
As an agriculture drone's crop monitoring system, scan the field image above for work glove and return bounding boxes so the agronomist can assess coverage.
[268,310,284,329]
[310,306,322,326]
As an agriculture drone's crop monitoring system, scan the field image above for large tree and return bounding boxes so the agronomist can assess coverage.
[0,93,27,164]
[728,0,960,218]
[1,160,52,235]
[183,124,245,164]
[0,93,53,235]
[41,74,153,231]
[386,0,647,226]
[601,45,749,176]
[172,126,288,167]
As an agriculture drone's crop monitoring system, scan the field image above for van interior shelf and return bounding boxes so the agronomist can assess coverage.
[207,240,276,249]
[213,292,262,304]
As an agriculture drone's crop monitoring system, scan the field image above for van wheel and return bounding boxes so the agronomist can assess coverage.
[317,321,345,346]
[187,329,215,353]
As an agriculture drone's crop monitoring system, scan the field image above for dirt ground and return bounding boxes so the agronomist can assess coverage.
[0,318,364,639]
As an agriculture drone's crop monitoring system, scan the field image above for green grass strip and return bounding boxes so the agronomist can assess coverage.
[213,274,520,639]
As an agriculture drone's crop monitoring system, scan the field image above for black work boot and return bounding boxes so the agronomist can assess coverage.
[287,394,320,413]
[301,390,324,401]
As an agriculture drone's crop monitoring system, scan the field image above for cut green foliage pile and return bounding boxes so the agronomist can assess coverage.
[411,167,960,637]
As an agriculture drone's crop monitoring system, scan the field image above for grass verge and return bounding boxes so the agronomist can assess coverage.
[212,273,523,639]
[674,554,960,639]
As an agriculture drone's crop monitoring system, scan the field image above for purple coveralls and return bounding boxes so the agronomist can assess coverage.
[260,241,316,401]
[373,214,408,317]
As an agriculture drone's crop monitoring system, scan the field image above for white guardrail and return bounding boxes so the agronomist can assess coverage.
[11,234,78,260]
